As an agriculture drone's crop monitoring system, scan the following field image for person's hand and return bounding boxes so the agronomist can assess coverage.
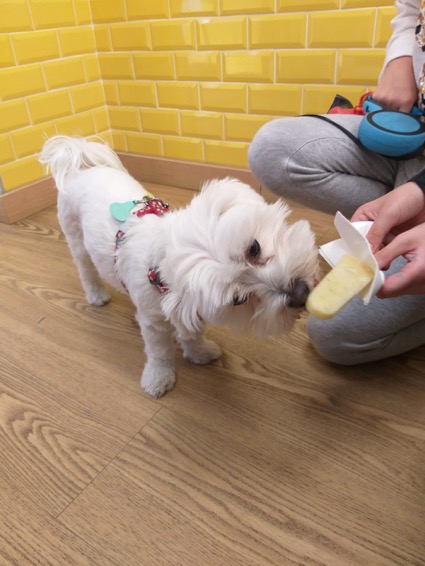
[374,223,425,297]
[351,183,425,298]
[351,182,425,253]
[372,56,418,112]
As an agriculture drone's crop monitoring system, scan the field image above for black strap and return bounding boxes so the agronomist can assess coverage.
[302,114,364,148]
[300,113,423,161]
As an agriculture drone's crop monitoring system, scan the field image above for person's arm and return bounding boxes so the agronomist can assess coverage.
[351,180,425,252]
[373,56,417,111]
[373,0,420,111]
[351,1,425,297]
[351,180,425,298]
[374,223,425,297]
[380,0,419,76]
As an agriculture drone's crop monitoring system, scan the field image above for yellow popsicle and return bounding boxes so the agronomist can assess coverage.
[306,254,374,319]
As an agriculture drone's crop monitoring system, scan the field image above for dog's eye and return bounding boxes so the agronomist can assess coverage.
[248,239,261,259]
[233,294,247,306]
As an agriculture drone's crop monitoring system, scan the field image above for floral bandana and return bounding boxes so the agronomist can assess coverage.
[110,194,170,294]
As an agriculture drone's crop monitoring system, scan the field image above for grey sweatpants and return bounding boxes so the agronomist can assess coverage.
[248,115,425,364]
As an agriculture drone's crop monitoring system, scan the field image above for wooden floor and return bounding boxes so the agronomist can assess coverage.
[1,182,425,566]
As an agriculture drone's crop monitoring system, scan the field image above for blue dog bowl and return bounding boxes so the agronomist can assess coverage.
[358,110,425,158]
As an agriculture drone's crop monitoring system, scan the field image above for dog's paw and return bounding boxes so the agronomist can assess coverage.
[182,339,222,365]
[141,364,176,398]
[86,286,111,306]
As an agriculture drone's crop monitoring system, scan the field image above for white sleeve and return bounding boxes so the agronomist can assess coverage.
[382,0,420,73]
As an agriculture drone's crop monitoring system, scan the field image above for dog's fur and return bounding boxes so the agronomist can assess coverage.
[40,136,318,397]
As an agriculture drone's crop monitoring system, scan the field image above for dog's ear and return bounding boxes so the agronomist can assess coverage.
[161,291,203,339]
[199,177,264,212]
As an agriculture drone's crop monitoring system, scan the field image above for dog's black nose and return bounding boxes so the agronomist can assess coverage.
[287,278,310,309]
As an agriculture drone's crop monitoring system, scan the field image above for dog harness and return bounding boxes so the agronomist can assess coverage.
[110,194,170,294]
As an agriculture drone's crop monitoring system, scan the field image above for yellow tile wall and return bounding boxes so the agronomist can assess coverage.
[1,0,396,194]
[0,0,107,193]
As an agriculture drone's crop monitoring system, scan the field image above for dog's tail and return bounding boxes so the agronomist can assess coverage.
[39,135,127,192]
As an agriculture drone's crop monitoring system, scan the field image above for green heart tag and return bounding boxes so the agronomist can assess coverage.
[109,201,135,222]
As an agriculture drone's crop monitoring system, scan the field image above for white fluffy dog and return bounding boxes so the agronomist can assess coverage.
[40,136,318,398]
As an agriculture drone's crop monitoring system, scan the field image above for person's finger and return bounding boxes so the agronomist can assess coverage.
[365,215,397,253]
[382,231,396,245]
[377,260,425,298]
[399,104,413,113]
[350,208,374,222]
[374,235,411,270]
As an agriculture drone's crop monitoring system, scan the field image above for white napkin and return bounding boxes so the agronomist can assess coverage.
[319,212,385,304]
